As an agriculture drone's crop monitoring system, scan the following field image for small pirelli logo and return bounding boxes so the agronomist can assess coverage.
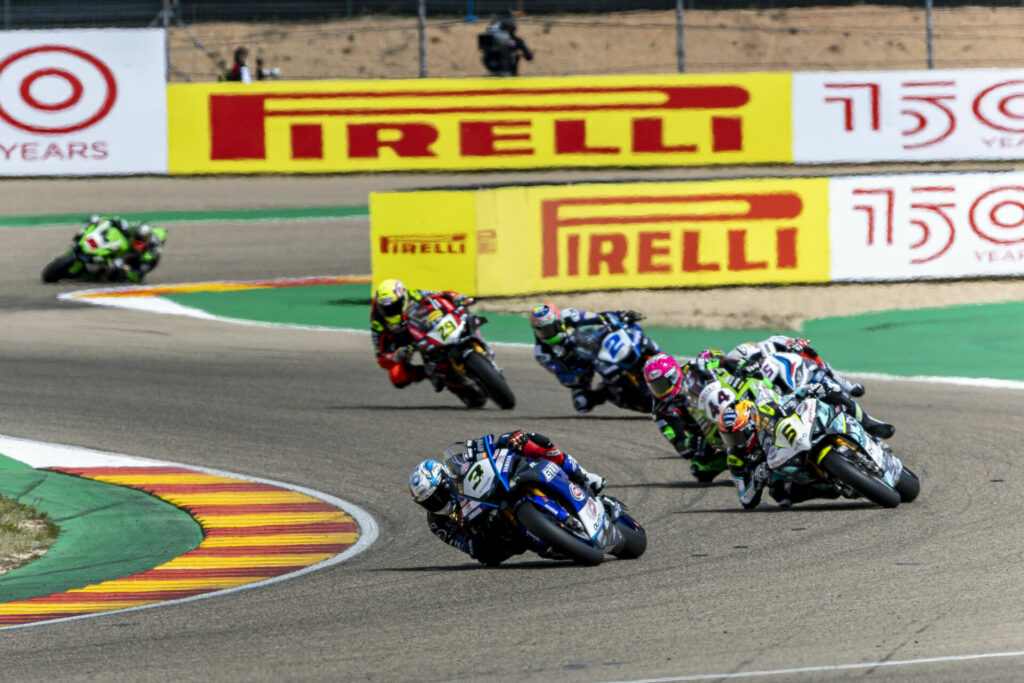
[379,233,467,255]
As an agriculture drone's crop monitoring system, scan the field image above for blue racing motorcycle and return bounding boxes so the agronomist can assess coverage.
[573,312,660,413]
[446,436,646,566]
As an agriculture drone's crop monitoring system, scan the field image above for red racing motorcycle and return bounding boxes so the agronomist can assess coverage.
[406,294,516,409]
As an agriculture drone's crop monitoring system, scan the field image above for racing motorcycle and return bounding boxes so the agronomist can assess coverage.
[42,218,165,284]
[573,312,659,413]
[406,294,515,409]
[751,384,920,508]
[444,435,646,565]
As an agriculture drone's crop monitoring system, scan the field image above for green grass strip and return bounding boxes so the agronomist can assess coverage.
[0,468,202,603]
[0,205,368,228]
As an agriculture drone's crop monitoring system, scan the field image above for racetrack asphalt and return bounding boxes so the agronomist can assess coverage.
[2,173,1024,682]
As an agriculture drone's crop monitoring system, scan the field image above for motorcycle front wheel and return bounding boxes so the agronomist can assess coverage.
[41,252,77,283]
[610,517,647,559]
[515,501,603,566]
[895,466,921,503]
[820,450,901,508]
[464,352,516,410]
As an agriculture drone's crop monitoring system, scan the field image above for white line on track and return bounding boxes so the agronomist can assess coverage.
[0,434,379,631]
[609,649,1024,682]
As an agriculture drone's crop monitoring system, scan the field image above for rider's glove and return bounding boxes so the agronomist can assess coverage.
[455,295,475,307]
[506,430,528,453]
[620,310,643,325]
[393,345,415,363]
[735,360,759,378]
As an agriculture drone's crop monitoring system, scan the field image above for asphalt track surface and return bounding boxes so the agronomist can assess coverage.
[3,172,1024,682]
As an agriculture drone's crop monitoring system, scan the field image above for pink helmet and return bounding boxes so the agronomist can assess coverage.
[643,352,683,400]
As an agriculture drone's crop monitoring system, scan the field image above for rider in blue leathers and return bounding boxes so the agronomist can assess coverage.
[529,302,644,414]
[409,430,606,565]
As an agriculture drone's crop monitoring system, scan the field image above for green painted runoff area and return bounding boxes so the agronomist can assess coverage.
[0,205,368,228]
[163,282,1024,381]
[0,454,202,603]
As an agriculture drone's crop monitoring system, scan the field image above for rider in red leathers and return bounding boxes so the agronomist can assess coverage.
[370,278,473,389]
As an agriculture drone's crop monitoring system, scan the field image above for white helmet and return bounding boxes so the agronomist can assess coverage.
[409,459,455,515]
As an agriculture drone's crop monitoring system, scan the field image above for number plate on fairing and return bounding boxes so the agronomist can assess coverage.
[425,312,465,345]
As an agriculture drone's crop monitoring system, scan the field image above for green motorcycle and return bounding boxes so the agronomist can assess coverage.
[42,218,165,284]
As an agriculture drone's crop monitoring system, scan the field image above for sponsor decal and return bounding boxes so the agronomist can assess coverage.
[541,462,560,482]
[168,73,790,174]
[0,29,166,175]
[794,70,1024,163]
[379,233,467,255]
[569,483,586,501]
[831,172,1024,280]
[511,178,831,293]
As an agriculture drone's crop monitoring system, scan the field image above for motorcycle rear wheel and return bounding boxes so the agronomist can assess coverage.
[515,501,603,566]
[820,450,900,508]
[895,466,921,503]
[464,352,516,410]
[41,253,77,283]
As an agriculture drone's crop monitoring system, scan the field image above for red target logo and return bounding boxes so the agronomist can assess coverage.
[0,45,117,134]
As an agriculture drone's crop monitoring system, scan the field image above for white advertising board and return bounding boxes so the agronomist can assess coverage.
[0,28,166,176]
[794,70,1024,163]
[830,172,1024,281]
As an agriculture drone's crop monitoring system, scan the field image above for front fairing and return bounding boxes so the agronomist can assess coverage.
[76,225,128,259]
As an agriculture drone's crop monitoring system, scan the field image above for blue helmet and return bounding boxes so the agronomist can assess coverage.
[409,459,454,515]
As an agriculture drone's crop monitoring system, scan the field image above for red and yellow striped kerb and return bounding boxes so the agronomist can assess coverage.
[0,466,359,627]
[64,274,371,299]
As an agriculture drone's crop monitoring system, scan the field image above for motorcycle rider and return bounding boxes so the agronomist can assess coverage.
[727,334,865,397]
[79,215,166,283]
[370,278,474,390]
[642,352,729,482]
[721,380,895,509]
[409,430,607,566]
[529,302,646,414]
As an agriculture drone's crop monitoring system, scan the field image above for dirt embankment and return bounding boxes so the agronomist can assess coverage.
[167,6,1024,82]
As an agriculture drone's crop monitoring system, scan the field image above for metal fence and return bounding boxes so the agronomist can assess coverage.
[6,1,1024,27]
[4,2,1024,81]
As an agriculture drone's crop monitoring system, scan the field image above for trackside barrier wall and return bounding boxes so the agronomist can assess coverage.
[371,171,1024,295]
[0,29,167,176]
[166,73,792,174]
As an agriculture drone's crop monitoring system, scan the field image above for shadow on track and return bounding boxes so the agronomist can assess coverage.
[382,559,577,572]
[677,501,880,513]
[614,480,734,490]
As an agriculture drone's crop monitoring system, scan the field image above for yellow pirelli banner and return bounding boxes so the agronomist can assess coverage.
[371,177,831,296]
[168,73,792,174]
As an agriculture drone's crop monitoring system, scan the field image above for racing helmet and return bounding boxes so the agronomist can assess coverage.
[718,400,758,449]
[375,278,409,331]
[529,302,565,344]
[131,223,154,251]
[643,352,683,400]
[409,459,455,515]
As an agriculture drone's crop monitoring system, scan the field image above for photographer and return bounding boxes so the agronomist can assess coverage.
[478,14,533,77]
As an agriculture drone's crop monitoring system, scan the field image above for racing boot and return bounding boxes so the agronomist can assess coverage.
[828,391,895,439]
[860,413,895,439]
[690,453,728,483]
[571,386,608,414]
[562,453,606,495]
